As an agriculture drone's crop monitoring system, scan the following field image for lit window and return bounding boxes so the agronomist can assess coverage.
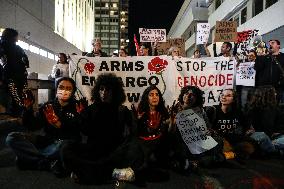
[40,49,48,57]
[17,40,29,50]
[110,10,114,15]
[113,3,117,8]
[121,11,125,15]
[48,52,55,60]
[29,45,40,54]
[105,3,109,7]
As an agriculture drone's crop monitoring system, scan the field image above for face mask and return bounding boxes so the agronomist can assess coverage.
[57,89,72,101]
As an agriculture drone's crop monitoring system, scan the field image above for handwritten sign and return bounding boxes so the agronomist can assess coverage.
[176,109,218,154]
[196,23,210,45]
[139,28,166,42]
[215,21,237,42]
[236,62,255,86]
[156,38,185,56]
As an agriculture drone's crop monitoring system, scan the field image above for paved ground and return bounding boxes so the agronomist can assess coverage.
[1,115,284,189]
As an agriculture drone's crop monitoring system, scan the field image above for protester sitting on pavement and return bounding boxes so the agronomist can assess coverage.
[172,86,225,172]
[0,28,29,116]
[132,85,171,180]
[5,77,82,176]
[245,87,284,158]
[210,89,256,160]
[86,38,108,57]
[51,53,69,79]
[61,73,144,184]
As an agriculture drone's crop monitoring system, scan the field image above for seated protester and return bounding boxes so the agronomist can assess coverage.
[211,89,255,160]
[61,73,144,184]
[173,86,224,172]
[135,85,170,169]
[245,87,284,157]
[6,77,81,176]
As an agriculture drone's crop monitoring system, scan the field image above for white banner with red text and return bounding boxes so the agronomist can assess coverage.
[69,56,235,107]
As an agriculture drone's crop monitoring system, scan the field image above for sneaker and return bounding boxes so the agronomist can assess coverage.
[50,160,69,178]
[112,167,135,182]
[70,172,80,183]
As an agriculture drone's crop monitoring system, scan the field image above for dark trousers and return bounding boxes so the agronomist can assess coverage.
[61,137,144,184]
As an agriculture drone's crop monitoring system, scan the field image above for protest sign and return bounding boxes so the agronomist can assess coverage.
[156,38,185,56]
[69,56,235,107]
[196,23,210,45]
[236,62,255,86]
[236,29,259,59]
[139,28,166,42]
[176,109,218,154]
[215,21,237,42]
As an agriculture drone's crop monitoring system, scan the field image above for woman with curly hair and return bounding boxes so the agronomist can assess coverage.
[173,86,224,172]
[211,89,256,160]
[61,73,144,184]
[245,86,284,157]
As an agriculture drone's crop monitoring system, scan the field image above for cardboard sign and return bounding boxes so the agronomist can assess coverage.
[139,28,166,42]
[196,23,210,45]
[215,21,237,42]
[236,62,255,86]
[156,38,185,56]
[176,109,218,154]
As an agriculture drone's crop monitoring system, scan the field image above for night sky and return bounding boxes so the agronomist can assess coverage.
[128,0,184,55]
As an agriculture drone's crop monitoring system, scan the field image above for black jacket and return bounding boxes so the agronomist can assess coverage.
[23,99,81,145]
[0,39,29,85]
[80,103,135,156]
[254,53,284,88]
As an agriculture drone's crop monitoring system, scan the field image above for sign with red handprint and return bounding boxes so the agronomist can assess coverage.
[84,61,95,74]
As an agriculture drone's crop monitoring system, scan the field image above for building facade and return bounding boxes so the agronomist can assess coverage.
[94,0,129,55]
[55,0,95,52]
[168,0,209,57]
[169,0,284,57]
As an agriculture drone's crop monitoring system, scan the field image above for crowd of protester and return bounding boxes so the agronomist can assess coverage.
[0,28,284,187]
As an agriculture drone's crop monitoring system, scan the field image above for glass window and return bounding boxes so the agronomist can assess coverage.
[48,52,55,60]
[253,0,264,16]
[215,0,222,9]
[266,0,278,8]
[95,18,101,22]
[241,7,247,24]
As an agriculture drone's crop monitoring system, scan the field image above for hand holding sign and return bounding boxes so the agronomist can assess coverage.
[43,104,61,128]
[147,111,161,129]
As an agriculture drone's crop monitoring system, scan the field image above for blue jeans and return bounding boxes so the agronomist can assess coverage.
[6,132,66,163]
[250,132,276,153]
[250,132,284,154]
